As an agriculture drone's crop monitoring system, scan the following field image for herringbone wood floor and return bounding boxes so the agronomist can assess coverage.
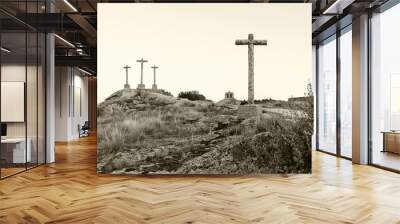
[1,135,400,224]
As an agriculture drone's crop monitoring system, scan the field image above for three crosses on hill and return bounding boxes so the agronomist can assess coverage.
[123,58,159,90]
[122,33,267,104]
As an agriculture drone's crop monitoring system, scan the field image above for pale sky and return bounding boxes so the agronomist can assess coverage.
[98,3,311,103]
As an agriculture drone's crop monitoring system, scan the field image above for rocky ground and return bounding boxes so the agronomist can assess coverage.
[97,89,312,174]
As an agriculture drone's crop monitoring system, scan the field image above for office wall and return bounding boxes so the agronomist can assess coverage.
[73,72,89,138]
[55,67,89,141]
[1,64,42,139]
[55,67,69,141]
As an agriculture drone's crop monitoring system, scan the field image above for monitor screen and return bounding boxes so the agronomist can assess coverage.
[1,123,7,137]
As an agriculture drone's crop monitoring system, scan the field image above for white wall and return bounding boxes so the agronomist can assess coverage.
[55,67,89,141]
[55,66,69,141]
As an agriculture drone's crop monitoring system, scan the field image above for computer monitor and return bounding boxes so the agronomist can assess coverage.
[1,123,7,137]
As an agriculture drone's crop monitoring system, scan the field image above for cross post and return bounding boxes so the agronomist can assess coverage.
[151,65,159,90]
[235,33,267,104]
[136,58,148,89]
[123,65,131,89]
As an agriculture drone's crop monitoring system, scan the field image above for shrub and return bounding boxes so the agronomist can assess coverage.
[254,98,272,104]
[231,100,313,174]
[178,91,206,101]
[159,89,173,97]
[240,100,248,105]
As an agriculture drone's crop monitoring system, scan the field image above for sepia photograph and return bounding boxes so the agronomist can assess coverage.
[97,3,313,174]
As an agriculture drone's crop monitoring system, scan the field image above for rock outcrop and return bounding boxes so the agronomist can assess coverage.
[97,88,312,174]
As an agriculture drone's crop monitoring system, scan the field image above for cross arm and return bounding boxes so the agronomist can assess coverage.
[253,40,268,45]
[235,39,250,45]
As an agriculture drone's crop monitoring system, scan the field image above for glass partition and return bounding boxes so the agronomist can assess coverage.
[1,31,28,177]
[0,2,46,179]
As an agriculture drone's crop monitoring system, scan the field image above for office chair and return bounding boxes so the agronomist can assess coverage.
[79,121,90,138]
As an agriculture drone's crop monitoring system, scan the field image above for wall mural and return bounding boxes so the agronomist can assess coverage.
[97,3,313,174]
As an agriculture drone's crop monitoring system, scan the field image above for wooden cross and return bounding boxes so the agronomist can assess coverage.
[235,33,267,104]
[123,65,131,89]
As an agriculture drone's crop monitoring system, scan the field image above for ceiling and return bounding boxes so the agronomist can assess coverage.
[0,0,392,75]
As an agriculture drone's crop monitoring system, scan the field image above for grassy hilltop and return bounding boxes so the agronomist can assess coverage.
[97,89,312,174]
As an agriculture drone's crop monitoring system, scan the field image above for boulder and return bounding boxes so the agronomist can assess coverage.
[237,104,261,119]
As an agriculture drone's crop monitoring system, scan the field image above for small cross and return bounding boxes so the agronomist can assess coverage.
[151,65,159,90]
[123,65,131,89]
[136,58,148,89]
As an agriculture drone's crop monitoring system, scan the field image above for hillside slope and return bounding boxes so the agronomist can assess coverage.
[97,89,312,174]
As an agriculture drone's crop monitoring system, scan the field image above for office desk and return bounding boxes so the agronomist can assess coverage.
[382,131,400,154]
[1,138,31,163]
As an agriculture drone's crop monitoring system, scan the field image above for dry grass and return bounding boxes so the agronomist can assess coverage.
[98,102,212,156]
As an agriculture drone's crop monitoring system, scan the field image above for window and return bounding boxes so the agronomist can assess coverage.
[390,74,400,130]
[317,36,337,154]
[371,3,400,171]
[339,28,352,158]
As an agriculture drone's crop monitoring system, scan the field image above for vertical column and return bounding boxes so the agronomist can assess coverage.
[46,0,55,163]
[46,33,55,163]
[352,14,369,164]
[312,45,317,150]
[336,30,341,156]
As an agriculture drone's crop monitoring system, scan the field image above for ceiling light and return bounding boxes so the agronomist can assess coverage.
[54,34,75,48]
[1,47,11,53]
[78,67,92,76]
[63,0,78,12]
[322,0,354,15]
